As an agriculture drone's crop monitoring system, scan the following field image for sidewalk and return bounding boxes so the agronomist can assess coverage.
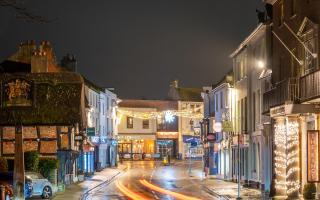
[53,164,126,200]
[202,178,266,200]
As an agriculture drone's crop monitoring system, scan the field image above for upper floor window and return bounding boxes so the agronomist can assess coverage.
[143,119,149,129]
[127,117,133,129]
[304,31,318,74]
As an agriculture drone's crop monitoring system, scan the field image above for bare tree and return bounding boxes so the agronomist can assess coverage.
[0,0,52,23]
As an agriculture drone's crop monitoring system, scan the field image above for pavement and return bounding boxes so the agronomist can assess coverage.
[53,164,126,200]
[202,178,265,200]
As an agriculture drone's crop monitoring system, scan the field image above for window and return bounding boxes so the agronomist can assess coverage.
[304,31,317,74]
[279,1,284,26]
[127,117,133,129]
[143,119,149,129]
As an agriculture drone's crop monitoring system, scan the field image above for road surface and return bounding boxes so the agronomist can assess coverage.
[85,160,217,200]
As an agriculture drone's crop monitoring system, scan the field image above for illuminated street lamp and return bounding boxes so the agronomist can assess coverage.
[257,60,265,69]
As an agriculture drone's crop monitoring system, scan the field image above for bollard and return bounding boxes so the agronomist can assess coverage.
[0,185,5,200]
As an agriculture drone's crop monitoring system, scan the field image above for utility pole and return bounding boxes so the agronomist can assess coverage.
[237,133,242,200]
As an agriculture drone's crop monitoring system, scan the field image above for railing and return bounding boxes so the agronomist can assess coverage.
[300,70,320,102]
[263,78,299,114]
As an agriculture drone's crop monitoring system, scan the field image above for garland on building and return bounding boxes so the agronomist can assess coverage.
[117,107,203,120]
[274,118,300,196]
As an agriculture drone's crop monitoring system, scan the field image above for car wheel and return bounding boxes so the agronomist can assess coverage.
[41,186,52,199]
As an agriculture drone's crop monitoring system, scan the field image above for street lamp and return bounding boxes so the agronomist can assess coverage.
[257,60,265,69]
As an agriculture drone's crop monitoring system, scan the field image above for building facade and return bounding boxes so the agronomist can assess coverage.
[263,0,320,198]
[0,41,86,186]
[230,23,272,191]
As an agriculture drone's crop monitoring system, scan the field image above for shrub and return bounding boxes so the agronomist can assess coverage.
[38,158,59,179]
[303,183,316,200]
[24,151,39,172]
[0,157,8,172]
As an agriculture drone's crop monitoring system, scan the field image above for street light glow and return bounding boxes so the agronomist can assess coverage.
[257,60,265,69]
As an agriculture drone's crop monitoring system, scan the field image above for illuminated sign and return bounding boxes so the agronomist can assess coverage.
[156,132,178,139]
[308,130,319,182]
[213,122,222,132]
[222,121,234,132]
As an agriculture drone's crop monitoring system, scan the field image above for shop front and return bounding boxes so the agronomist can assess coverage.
[78,142,95,175]
[182,135,203,159]
[118,134,155,160]
[156,132,179,159]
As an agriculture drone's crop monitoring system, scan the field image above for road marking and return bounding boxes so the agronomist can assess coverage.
[139,179,201,200]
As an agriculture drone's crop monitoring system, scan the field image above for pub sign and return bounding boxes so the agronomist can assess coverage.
[307,130,320,182]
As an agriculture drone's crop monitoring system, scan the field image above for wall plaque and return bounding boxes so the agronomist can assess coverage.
[2,78,33,107]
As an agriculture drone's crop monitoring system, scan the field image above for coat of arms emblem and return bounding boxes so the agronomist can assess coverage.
[3,79,32,107]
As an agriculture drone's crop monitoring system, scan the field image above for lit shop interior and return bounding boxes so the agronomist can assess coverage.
[118,136,155,160]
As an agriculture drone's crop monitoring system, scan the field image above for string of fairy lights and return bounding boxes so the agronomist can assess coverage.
[274,118,300,196]
[117,107,203,120]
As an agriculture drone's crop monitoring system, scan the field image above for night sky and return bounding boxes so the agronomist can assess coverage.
[0,0,263,99]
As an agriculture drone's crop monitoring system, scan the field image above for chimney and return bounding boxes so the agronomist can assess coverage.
[61,54,77,72]
[170,79,179,88]
[31,50,48,73]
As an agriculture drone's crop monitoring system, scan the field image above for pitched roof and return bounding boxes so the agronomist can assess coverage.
[175,87,202,102]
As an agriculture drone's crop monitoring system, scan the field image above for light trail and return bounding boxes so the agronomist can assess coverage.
[115,181,151,200]
[139,179,201,200]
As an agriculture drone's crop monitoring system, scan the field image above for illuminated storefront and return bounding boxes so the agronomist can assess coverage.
[118,135,155,160]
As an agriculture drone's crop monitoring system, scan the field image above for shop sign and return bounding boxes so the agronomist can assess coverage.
[86,127,95,136]
[307,130,320,182]
[222,121,234,132]
[74,135,83,141]
[2,78,33,107]
[183,135,200,144]
[213,122,222,132]
[157,132,178,139]
[207,133,216,142]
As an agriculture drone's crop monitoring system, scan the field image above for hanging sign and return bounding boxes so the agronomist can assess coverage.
[307,130,319,182]
[222,121,234,132]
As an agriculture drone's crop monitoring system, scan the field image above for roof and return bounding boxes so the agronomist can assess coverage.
[175,87,203,102]
[0,72,86,127]
[212,70,234,89]
[230,23,265,58]
[0,60,31,73]
[119,99,178,111]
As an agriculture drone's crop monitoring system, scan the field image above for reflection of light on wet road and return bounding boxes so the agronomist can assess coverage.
[139,179,201,200]
[115,181,150,200]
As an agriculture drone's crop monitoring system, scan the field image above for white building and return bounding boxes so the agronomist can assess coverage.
[230,23,272,191]
[117,105,157,160]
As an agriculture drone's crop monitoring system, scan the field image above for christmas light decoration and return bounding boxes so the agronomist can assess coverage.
[274,118,300,196]
[117,106,203,120]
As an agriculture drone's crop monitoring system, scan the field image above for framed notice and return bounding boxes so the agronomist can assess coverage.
[307,130,320,182]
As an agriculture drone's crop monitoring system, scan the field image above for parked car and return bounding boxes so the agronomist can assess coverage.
[0,172,33,199]
[25,172,53,199]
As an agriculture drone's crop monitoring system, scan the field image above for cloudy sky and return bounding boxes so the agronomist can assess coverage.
[0,0,263,99]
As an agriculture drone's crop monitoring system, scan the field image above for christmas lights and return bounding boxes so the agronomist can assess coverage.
[117,107,203,120]
[274,119,300,196]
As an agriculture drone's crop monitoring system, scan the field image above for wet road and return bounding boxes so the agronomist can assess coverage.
[86,160,216,200]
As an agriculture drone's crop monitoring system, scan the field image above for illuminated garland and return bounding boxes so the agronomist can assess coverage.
[117,107,203,120]
[274,119,300,196]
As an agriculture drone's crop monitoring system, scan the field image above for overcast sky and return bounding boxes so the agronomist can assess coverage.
[0,0,264,99]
